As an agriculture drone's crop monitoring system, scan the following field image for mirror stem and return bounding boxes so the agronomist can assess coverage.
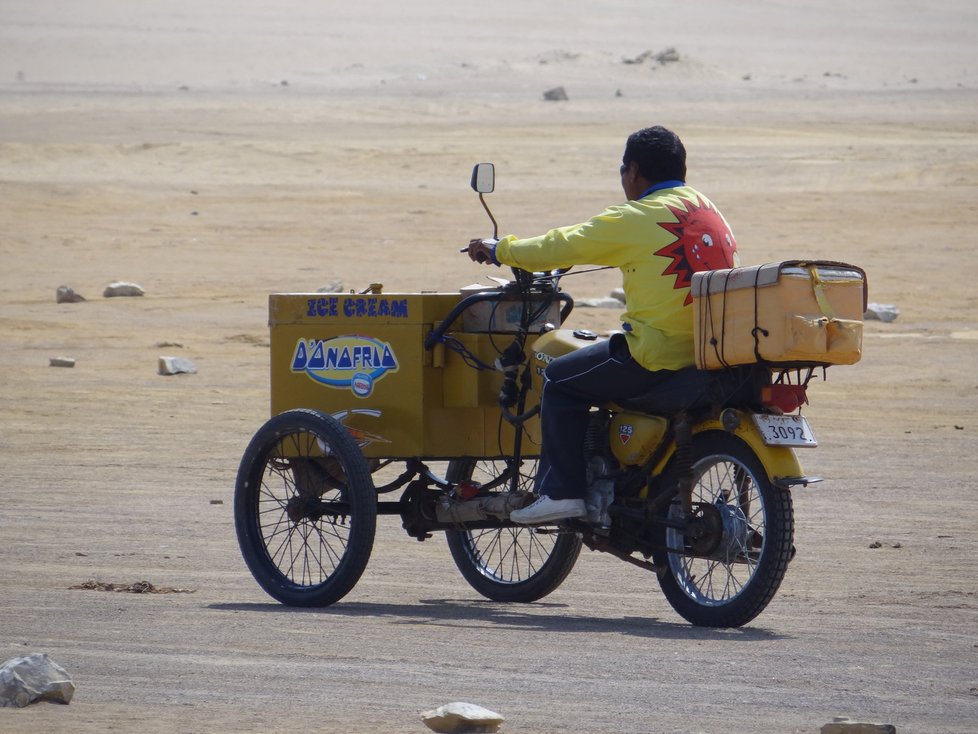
[479,193,498,240]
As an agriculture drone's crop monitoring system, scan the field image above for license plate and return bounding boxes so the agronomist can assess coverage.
[752,414,817,447]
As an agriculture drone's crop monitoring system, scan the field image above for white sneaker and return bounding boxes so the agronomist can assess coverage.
[510,495,586,525]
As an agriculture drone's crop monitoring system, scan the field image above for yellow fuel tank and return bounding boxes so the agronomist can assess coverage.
[528,329,608,394]
[608,412,668,466]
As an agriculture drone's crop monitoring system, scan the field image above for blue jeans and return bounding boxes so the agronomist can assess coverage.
[534,333,673,500]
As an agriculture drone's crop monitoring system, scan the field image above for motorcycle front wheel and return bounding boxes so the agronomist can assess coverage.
[445,458,582,603]
[234,409,377,606]
[652,432,794,628]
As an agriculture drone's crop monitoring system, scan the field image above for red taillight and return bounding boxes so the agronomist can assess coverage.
[455,481,481,500]
[761,384,808,413]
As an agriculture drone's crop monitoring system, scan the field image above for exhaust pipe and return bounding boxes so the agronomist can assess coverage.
[435,493,528,524]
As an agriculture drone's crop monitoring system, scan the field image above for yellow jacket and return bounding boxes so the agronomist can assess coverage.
[495,185,739,371]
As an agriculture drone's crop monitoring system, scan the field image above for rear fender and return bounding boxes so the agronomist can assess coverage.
[650,412,808,488]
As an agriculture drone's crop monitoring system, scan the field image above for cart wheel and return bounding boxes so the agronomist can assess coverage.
[234,409,376,606]
[445,458,582,602]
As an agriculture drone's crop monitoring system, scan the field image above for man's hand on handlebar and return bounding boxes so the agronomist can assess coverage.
[462,238,499,266]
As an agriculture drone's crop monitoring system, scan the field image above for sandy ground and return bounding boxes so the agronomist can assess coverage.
[1,2,977,732]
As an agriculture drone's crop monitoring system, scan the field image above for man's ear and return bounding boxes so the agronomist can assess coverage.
[621,161,644,199]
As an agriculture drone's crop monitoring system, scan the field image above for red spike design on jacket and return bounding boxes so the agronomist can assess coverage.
[655,195,738,306]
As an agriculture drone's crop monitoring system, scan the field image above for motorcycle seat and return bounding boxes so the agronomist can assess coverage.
[616,365,769,417]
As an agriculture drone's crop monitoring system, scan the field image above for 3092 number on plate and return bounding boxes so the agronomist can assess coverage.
[752,414,817,447]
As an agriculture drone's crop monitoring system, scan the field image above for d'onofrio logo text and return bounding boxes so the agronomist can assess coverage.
[291,335,399,397]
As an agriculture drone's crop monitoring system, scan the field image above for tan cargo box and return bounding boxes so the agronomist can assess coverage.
[692,261,868,370]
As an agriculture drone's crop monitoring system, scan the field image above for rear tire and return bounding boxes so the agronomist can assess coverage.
[445,458,582,602]
[234,409,376,606]
[652,432,794,627]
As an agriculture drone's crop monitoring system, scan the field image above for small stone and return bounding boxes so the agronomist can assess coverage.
[623,50,654,65]
[103,282,145,298]
[56,285,86,303]
[0,653,75,708]
[158,356,197,375]
[622,48,680,66]
[209,499,224,505]
[317,280,344,294]
[577,297,624,308]
[610,288,625,303]
[543,86,568,101]
[49,357,76,368]
[865,303,899,322]
[654,47,680,64]
[821,717,896,734]
[421,702,504,733]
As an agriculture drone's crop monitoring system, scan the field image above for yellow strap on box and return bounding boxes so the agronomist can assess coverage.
[808,265,836,320]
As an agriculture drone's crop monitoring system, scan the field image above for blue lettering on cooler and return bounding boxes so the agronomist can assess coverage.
[310,297,407,320]
[291,335,399,397]
[306,296,340,318]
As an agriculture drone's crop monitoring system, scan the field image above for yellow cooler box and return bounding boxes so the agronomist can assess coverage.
[268,291,541,460]
[692,261,868,370]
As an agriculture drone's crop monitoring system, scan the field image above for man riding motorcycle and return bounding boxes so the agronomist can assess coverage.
[466,125,740,525]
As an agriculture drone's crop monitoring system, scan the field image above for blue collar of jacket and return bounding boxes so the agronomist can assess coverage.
[638,179,686,199]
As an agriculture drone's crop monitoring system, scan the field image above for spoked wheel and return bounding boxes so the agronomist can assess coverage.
[234,409,377,606]
[445,458,582,602]
[652,432,794,627]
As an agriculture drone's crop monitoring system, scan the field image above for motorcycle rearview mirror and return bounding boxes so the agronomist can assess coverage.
[470,163,498,239]
[470,162,494,193]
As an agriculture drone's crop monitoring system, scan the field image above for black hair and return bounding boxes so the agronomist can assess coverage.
[623,126,687,182]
